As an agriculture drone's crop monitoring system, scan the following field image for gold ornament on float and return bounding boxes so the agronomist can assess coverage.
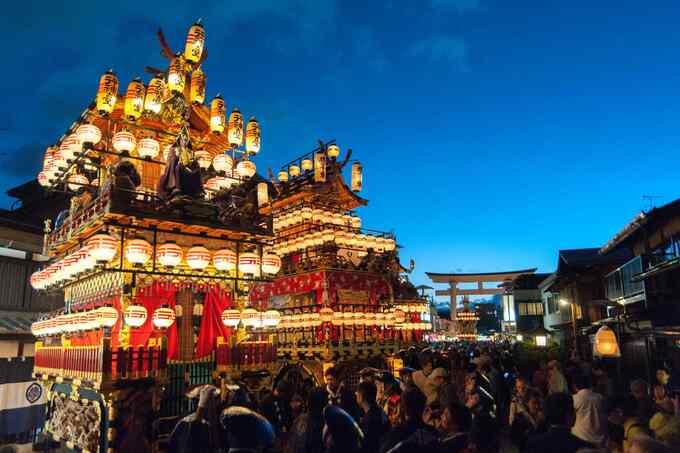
[245,117,260,154]
[210,95,226,134]
[228,108,244,146]
[96,69,118,115]
[144,76,164,114]
[190,67,206,104]
[184,20,205,63]
[124,77,145,121]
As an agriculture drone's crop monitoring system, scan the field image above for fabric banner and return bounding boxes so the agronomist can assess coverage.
[127,282,179,359]
[195,287,232,358]
[0,357,46,435]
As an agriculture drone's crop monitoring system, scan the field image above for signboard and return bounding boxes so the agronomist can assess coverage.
[337,289,369,305]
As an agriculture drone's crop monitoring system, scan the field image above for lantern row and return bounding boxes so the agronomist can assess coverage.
[274,207,362,232]
[276,143,340,182]
[271,230,396,257]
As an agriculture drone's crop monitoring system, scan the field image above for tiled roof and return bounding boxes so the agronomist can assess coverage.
[0,312,40,335]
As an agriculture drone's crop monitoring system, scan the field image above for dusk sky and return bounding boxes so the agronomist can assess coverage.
[2,1,680,305]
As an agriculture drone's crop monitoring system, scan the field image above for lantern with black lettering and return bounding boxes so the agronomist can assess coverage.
[96,69,118,115]
[144,76,164,114]
[210,95,226,134]
[124,77,145,121]
[245,117,260,154]
[184,20,205,63]
[190,67,206,104]
[227,108,244,147]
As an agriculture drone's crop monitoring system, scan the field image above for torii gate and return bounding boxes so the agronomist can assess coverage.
[426,268,536,320]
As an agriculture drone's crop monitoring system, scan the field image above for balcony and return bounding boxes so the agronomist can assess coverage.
[605,256,645,305]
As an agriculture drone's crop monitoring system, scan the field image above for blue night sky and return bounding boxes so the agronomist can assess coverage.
[2,1,680,305]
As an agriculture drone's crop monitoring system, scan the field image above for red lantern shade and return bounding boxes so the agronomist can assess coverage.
[262,253,281,275]
[97,305,119,328]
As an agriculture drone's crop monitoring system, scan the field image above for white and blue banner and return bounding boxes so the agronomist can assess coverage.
[0,358,46,435]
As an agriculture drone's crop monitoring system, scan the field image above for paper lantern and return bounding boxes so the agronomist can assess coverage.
[221,309,241,327]
[278,170,289,182]
[112,131,136,154]
[195,150,211,169]
[351,162,363,192]
[157,242,183,267]
[393,309,406,324]
[236,160,256,178]
[263,310,281,327]
[351,217,362,229]
[124,238,153,266]
[204,177,220,195]
[374,312,385,326]
[314,151,326,182]
[76,124,102,147]
[190,66,206,104]
[319,307,334,323]
[37,172,49,187]
[97,305,118,328]
[332,311,343,326]
[301,158,313,171]
[60,254,78,280]
[213,153,233,173]
[83,310,100,331]
[210,95,226,134]
[364,312,376,327]
[238,252,260,275]
[184,21,205,63]
[30,272,45,290]
[216,176,234,190]
[288,164,300,177]
[50,148,65,173]
[213,249,237,271]
[227,107,244,146]
[262,252,281,275]
[594,325,620,357]
[168,56,185,94]
[67,173,88,191]
[245,117,261,154]
[144,76,164,114]
[240,308,260,328]
[322,229,335,243]
[342,312,355,327]
[60,134,80,162]
[96,69,118,115]
[257,182,268,207]
[124,304,148,328]
[124,78,145,121]
[137,138,160,159]
[153,305,176,329]
[186,246,211,270]
[326,143,340,158]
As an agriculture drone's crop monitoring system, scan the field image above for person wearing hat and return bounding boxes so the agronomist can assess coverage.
[323,405,364,453]
[220,406,275,453]
[169,384,224,453]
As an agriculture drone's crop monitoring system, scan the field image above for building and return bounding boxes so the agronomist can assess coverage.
[513,273,551,335]
[540,272,573,346]
[474,301,500,335]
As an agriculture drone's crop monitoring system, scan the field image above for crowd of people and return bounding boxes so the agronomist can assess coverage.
[168,343,680,453]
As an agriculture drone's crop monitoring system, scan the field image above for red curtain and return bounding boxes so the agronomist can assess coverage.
[195,286,232,358]
[126,282,179,359]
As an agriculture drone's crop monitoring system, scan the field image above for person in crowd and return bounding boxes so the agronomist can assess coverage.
[592,362,615,398]
[510,388,546,451]
[571,373,606,447]
[464,414,499,453]
[286,387,328,453]
[412,353,435,397]
[523,392,594,453]
[613,395,650,452]
[652,384,675,414]
[380,387,435,453]
[547,360,568,395]
[359,367,379,384]
[355,381,390,453]
[398,367,416,391]
[627,434,672,453]
[289,393,305,424]
[656,367,672,393]
[169,384,223,453]
[630,379,655,424]
[325,366,360,420]
[532,360,549,395]
[260,380,292,440]
[323,405,364,453]
[436,382,458,408]
[437,401,472,453]
[379,373,402,426]
[509,376,529,425]
[649,410,680,451]
[424,367,448,404]
[221,405,276,453]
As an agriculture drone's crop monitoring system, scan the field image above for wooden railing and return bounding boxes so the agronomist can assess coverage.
[215,339,277,369]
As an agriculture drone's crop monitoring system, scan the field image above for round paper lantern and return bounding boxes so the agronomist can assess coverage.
[124,77,145,121]
[194,150,212,169]
[137,138,160,159]
[213,249,237,271]
[60,254,78,280]
[278,170,289,182]
[221,309,241,327]
[364,312,376,327]
[97,305,118,328]
[190,66,206,104]
[238,252,260,275]
[73,246,95,275]
[144,76,164,114]
[30,272,45,290]
[210,95,226,134]
[60,134,80,161]
[204,177,220,194]
[124,238,153,266]
[87,234,118,264]
[319,307,334,323]
[217,176,235,190]
[342,312,355,327]
[96,69,118,115]
[594,325,620,357]
[227,108,244,146]
[50,148,65,171]
[76,124,102,147]
[288,164,300,177]
[240,308,260,328]
[186,246,211,270]
[322,229,335,243]
[301,158,313,171]
[385,239,396,251]
[262,253,281,275]
[263,310,281,327]
[37,171,49,187]
[212,153,233,173]
[375,312,386,326]
[153,305,176,329]
[245,117,260,154]
[167,57,185,94]
[236,160,256,178]
[331,311,343,326]
[393,309,406,324]
[67,173,88,191]
[184,21,205,63]
[82,310,99,331]
[112,131,136,154]
[157,242,183,267]
[124,304,148,328]
[301,207,313,222]
[326,143,340,158]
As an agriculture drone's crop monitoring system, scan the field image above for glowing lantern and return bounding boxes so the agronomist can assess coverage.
[157,242,183,267]
[594,325,620,357]
[210,96,226,134]
[314,151,326,182]
[236,160,256,178]
[96,305,118,329]
[124,304,148,328]
[124,78,145,121]
[184,21,205,63]
[331,311,343,326]
[351,162,363,192]
[364,312,376,327]
[240,308,260,328]
[375,312,385,326]
[278,171,289,182]
[393,309,406,324]
[168,56,185,94]
[194,150,211,169]
[76,124,102,147]
[351,217,362,229]
[60,134,80,161]
[257,182,268,207]
[137,138,160,159]
[245,117,260,154]
[262,252,281,275]
[190,66,206,104]
[263,310,281,327]
[153,305,176,329]
[326,143,340,158]
[288,164,300,177]
[342,312,355,327]
[67,173,88,191]
[212,153,233,173]
[186,246,211,270]
[74,246,95,274]
[144,76,164,114]
[96,69,118,115]
[38,172,49,187]
[204,177,219,195]
[30,272,45,290]
[320,307,334,323]
[112,131,137,154]
[301,159,313,171]
[216,176,233,190]
[124,238,153,266]
[238,252,260,275]
[221,309,241,327]
[51,148,65,172]
[227,108,244,146]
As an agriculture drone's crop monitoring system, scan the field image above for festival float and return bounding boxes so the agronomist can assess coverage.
[29,22,431,452]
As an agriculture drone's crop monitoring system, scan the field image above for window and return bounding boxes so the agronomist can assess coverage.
[519,303,544,316]
[546,294,559,314]
[502,294,515,322]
